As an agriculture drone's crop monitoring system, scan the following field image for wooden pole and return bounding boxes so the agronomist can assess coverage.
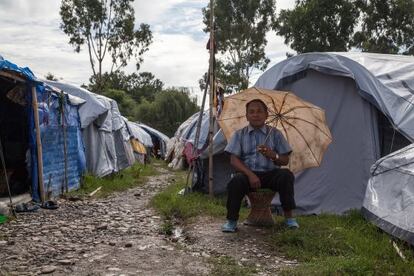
[32,86,45,203]
[208,0,215,197]
[60,92,69,193]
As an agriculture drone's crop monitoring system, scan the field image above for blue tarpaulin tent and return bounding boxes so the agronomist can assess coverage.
[0,58,85,202]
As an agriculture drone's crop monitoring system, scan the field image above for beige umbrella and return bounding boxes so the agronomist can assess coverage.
[218,87,332,173]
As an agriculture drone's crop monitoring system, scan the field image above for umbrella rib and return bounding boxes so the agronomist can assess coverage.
[281,118,321,166]
[253,87,287,115]
[281,105,323,116]
[218,115,246,121]
[283,115,332,139]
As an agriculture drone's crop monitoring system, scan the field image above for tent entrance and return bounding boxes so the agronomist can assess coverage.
[377,111,411,157]
[0,76,30,197]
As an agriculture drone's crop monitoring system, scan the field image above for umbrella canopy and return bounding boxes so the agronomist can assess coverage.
[218,87,332,173]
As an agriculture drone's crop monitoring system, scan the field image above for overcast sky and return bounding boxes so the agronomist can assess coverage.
[0,0,295,94]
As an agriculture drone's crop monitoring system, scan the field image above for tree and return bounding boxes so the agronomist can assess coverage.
[352,0,414,55]
[275,0,359,54]
[136,88,200,137]
[202,0,276,92]
[88,71,163,102]
[45,72,58,81]
[101,88,137,119]
[60,0,153,90]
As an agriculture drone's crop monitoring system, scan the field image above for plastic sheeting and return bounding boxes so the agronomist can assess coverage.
[125,120,153,147]
[362,144,414,245]
[0,60,85,201]
[138,123,170,158]
[44,81,107,129]
[188,52,414,214]
[44,81,135,177]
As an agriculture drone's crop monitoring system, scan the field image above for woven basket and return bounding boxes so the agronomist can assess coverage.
[244,189,276,227]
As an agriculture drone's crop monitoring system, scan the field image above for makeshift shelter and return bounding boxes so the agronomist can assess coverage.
[137,123,170,159]
[44,81,135,176]
[188,52,413,214]
[125,119,153,163]
[0,59,85,202]
[362,144,414,245]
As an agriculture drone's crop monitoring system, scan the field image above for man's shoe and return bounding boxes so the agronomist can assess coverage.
[221,220,238,232]
[285,218,299,229]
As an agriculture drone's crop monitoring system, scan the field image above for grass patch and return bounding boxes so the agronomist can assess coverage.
[210,256,257,276]
[69,161,158,198]
[270,211,414,275]
[151,171,248,221]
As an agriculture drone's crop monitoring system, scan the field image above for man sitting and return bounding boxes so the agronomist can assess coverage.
[222,99,299,232]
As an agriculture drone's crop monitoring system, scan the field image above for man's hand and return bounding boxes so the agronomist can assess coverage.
[247,173,261,189]
[257,145,277,160]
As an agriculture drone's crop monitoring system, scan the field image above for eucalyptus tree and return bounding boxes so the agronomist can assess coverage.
[60,0,153,90]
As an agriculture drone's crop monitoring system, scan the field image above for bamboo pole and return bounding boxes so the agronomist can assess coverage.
[208,0,215,197]
[32,86,45,203]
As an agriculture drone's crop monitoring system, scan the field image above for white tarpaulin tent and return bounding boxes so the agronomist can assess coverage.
[189,52,413,214]
[362,144,414,245]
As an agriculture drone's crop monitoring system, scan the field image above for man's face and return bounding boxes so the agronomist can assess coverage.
[246,101,268,128]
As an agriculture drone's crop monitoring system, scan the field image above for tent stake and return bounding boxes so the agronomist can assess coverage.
[32,86,45,203]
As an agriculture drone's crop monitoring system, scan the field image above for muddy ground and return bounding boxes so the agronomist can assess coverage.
[0,165,296,275]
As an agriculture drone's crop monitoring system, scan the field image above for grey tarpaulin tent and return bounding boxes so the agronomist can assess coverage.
[362,144,414,245]
[44,81,135,177]
[137,123,170,159]
[191,52,414,214]
[125,119,153,163]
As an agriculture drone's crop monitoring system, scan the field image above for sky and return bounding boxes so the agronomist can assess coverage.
[0,0,295,97]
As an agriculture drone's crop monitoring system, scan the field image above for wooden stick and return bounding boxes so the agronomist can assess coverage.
[392,240,407,262]
[0,71,25,83]
[60,91,69,193]
[208,0,215,197]
[32,86,45,203]
[88,186,102,197]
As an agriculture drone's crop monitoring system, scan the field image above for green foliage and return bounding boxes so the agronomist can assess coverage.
[60,0,153,89]
[202,0,276,92]
[89,71,164,102]
[101,88,137,119]
[353,0,414,54]
[45,72,58,81]
[270,211,414,275]
[70,162,157,198]
[136,88,200,137]
[276,0,359,54]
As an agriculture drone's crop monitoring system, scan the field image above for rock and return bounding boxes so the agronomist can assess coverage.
[96,224,108,230]
[0,240,7,246]
[41,265,57,274]
[107,267,121,271]
[58,259,73,265]
[125,242,133,248]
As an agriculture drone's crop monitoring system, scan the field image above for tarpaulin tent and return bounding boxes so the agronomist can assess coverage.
[362,144,414,245]
[125,119,153,163]
[188,52,413,214]
[0,59,85,202]
[137,123,170,159]
[44,81,135,177]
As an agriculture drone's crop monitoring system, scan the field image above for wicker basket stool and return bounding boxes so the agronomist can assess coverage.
[244,189,276,227]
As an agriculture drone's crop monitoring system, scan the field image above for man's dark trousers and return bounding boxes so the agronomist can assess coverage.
[226,169,296,221]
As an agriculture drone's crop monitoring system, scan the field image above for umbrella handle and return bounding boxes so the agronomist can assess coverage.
[263,126,273,145]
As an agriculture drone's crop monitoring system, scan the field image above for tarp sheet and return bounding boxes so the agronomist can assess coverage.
[362,144,414,245]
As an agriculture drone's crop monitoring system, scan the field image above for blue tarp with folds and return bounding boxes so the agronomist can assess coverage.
[0,58,85,201]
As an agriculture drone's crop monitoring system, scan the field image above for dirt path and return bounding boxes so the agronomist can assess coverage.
[0,165,294,275]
